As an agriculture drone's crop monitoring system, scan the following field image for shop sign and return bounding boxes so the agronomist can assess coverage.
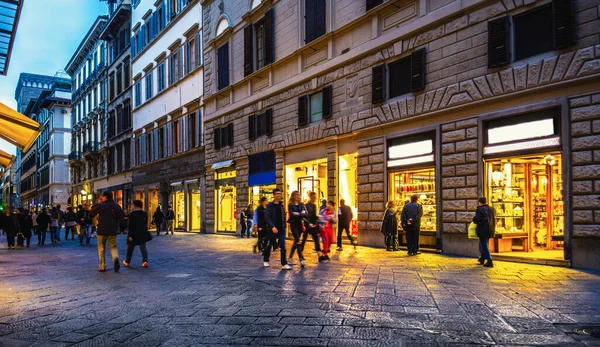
[387,133,435,168]
[484,136,560,155]
[211,159,235,170]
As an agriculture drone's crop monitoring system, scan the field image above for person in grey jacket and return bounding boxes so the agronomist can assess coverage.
[90,191,125,272]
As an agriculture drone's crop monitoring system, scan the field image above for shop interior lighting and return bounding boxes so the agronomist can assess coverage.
[488,118,554,144]
[388,140,433,159]
[387,154,434,167]
[484,136,560,155]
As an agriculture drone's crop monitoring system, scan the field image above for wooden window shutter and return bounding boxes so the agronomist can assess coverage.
[214,128,221,150]
[366,0,383,11]
[488,16,511,68]
[264,8,275,65]
[322,85,332,119]
[217,43,229,90]
[305,0,326,44]
[298,95,309,126]
[227,123,234,147]
[371,64,386,104]
[248,115,256,140]
[220,126,228,148]
[244,25,254,77]
[265,108,273,136]
[410,48,426,92]
[553,0,574,49]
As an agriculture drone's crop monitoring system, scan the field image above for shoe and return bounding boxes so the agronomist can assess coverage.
[477,257,485,265]
[415,251,421,255]
[123,261,130,268]
[281,264,292,270]
[408,252,415,256]
[393,248,400,251]
[288,258,297,265]
[98,268,106,272]
[300,260,307,268]
[318,256,325,263]
[386,248,392,252]
[114,258,120,273]
[337,247,343,251]
[142,262,148,268]
[483,261,494,268]
[324,256,331,262]
[253,245,258,254]
[263,262,270,267]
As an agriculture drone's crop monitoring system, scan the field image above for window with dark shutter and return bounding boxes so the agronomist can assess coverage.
[248,115,256,140]
[257,112,267,137]
[244,25,254,77]
[214,128,221,150]
[488,16,510,67]
[553,0,574,49]
[514,6,553,61]
[322,85,332,119]
[220,126,228,148]
[305,0,326,44]
[389,56,411,98]
[372,64,386,104]
[298,95,309,126]
[217,43,230,90]
[227,123,234,146]
[265,108,273,136]
[366,0,383,11]
[410,48,426,92]
[264,8,275,65]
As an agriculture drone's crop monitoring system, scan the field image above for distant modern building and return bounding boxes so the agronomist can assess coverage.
[65,16,109,207]
[130,0,204,232]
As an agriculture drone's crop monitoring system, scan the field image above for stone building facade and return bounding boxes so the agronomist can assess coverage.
[202,0,600,267]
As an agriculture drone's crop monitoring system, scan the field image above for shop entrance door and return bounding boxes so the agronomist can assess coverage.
[298,177,316,201]
[486,154,564,260]
[217,185,236,232]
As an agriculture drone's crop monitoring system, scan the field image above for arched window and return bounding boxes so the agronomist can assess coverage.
[216,17,230,37]
[250,0,261,10]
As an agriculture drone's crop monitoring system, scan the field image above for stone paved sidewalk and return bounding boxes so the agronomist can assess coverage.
[0,232,599,346]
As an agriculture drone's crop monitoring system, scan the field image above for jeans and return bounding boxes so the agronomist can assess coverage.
[79,225,92,244]
[301,227,321,253]
[240,220,247,237]
[38,228,47,244]
[337,223,356,248]
[263,230,287,265]
[64,225,76,240]
[385,231,398,250]
[97,235,119,269]
[126,243,148,263]
[479,237,492,261]
[50,227,58,243]
[288,226,304,261]
[246,220,253,237]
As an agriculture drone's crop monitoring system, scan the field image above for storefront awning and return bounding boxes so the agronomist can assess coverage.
[0,102,41,152]
[211,159,235,170]
[0,148,14,169]
[249,171,276,187]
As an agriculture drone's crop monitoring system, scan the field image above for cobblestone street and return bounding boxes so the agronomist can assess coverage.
[0,233,599,346]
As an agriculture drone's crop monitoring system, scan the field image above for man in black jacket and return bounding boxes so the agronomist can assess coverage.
[264,188,291,270]
[337,199,357,251]
[401,195,423,256]
[165,205,175,235]
[473,197,495,268]
[91,192,125,272]
[302,192,323,261]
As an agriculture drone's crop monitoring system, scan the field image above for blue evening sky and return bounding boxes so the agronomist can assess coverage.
[0,0,108,155]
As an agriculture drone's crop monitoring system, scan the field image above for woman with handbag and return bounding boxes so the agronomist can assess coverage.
[288,191,308,267]
[123,200,151,268]
[319,201,336,262]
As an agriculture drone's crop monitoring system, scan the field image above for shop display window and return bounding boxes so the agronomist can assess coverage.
[285,159,327,203]
[173,190,185,229]
[389,168,436,232]
[249,185,276,206]
[216,169,237,232]
[148,188,160,230]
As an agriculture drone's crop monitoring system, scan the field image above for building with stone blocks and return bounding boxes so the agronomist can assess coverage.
[130,0,204,232]
[66,16,110,207]
[201,0,600,268]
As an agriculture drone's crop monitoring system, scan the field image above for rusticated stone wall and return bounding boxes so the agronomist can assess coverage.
[356,136,386,246]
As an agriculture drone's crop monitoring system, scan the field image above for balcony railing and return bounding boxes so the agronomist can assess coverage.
[83,142,100,158]
[68,151,82,161]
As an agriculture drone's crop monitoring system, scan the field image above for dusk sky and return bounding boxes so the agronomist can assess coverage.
[0,0,108,155]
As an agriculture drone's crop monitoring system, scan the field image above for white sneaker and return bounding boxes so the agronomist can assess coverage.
[300,260,307,268]
[263,262,270,267]
[281,264,292,270]
[288,258,297,265]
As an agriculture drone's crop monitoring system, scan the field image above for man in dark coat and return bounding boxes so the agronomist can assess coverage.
[381,201,399,251]
[265,188,290,270]
[2,208,20,249]
[473,197,496,268]
[36,209,51,246]
[165,205,175,235]
[90,192,125,272]
[123,200,150,268]
[401,195,423,256]
[337,199,357,251]
[302,192,323,261]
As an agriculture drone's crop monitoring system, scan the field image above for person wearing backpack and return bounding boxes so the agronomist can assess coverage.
[473,197,496,268]
[90,192,125,272]
[77,204,92,245]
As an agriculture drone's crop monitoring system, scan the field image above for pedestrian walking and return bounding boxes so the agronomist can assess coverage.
[49,207,60,244]
[301,192,324,262]
[15,209,26,247]
[36,209,50,246]
[473,197,495,268]
[123,200,151,268]
[77,204,92,245]
[165,205,175,235]
[240,208,247,238]
[152,206,164,236]
[56,204,64,241]
[287,191,307,267]
[90,191,125,272]
[31,209,38,240]
[2,208,20,249]
[19,209,33,248]
[319,201,336,262]
[401,195,422,256]
[64,207,77,240]
[337,199,357,252]
[264,188,291,270]
[252,197,268,254]
[381,201,399,251]
[246,204,254,238]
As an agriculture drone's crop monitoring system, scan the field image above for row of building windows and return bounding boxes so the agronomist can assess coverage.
[108,58,131,102]
[73,81,105,126]
[107,139,132,175]
[107,100,132,139]
[109,25,131,65]
[20,173,36,193]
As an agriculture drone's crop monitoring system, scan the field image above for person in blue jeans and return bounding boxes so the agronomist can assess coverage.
[473,196,496,268]
[246,204,254,238]
[264,188,291,270]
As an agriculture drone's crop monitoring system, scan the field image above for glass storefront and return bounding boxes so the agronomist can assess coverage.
[339,154,359,238]
[189,188,201,232]
[249,185,276,206]
[148,187,160,230]
[285,159,327,203]
[389,168,437,233]
[172,190,185,229]
[215,170,236,232]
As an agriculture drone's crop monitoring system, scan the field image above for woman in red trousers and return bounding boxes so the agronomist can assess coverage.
[319,201,336,262]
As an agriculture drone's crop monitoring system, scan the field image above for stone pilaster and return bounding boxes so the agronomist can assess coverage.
[327,142,338,202]
[356,136,385,246]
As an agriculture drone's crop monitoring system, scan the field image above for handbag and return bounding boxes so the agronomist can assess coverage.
[468,222,478,239]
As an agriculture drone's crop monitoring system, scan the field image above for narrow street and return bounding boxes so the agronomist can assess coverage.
[0,233,599,346]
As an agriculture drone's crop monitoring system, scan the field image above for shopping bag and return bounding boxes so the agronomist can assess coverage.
[468,222,478,239]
